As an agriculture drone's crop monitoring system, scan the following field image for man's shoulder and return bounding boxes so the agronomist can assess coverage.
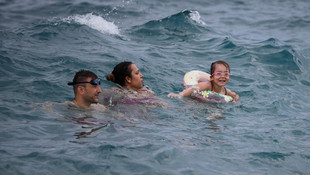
[91,104,106,110]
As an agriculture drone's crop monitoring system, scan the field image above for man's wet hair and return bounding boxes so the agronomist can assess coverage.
[71,70,98,94]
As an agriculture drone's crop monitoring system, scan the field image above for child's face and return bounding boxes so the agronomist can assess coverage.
[210,64,230,87]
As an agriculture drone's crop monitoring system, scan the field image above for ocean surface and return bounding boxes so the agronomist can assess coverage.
[1,0,310,174]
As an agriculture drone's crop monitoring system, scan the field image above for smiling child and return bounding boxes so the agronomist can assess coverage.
[168,60,239,102]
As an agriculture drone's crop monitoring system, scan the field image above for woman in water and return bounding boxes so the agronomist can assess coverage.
[101,61,167,108]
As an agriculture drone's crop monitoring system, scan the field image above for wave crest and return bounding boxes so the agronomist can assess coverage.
[187,10,206,25]
[130,10,207,41]
[63,13,120,35]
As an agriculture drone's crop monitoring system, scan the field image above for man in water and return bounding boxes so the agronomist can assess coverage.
[68,70,103,108]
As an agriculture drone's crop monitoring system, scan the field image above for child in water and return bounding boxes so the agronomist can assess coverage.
[168,60,239,102]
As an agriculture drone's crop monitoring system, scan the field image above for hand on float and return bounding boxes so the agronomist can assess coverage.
[230,93,239,102]
[168,92,183,98]
[233,94,239,102]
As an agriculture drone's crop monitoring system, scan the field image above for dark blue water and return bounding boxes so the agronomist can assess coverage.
[1,0,310,174]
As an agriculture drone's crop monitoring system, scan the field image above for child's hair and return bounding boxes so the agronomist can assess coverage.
[107,61,133,86]
[210,60,230,74]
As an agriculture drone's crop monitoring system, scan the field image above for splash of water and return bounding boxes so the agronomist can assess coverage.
[106,0,134,16]
[64,13,120,35]
[188,10,206,25]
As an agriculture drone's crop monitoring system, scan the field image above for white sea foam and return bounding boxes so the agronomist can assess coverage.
[189,10,206,25]
[64,13,120,35]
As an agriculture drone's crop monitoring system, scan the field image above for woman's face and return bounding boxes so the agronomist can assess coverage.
[126,64,143,91]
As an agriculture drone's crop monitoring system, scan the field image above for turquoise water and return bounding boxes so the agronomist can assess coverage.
[1,0,310,174]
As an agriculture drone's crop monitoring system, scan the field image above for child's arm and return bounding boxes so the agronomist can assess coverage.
[168,82,210,98]
[226,89,239,102]
[167,87,195,98]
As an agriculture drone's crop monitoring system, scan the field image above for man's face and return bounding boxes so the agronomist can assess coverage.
[82,77,102,104]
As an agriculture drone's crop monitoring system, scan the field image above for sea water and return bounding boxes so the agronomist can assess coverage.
[1,0,310,174]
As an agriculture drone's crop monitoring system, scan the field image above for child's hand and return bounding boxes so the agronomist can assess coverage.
[168,93,182,98]
[231,93,239,102]
[226,89,239,102]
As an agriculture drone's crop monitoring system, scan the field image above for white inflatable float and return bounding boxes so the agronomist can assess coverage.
[183,70,233,104]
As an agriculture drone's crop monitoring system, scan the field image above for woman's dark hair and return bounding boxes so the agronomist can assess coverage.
[210,60,230,74]
[107,61,133,86]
